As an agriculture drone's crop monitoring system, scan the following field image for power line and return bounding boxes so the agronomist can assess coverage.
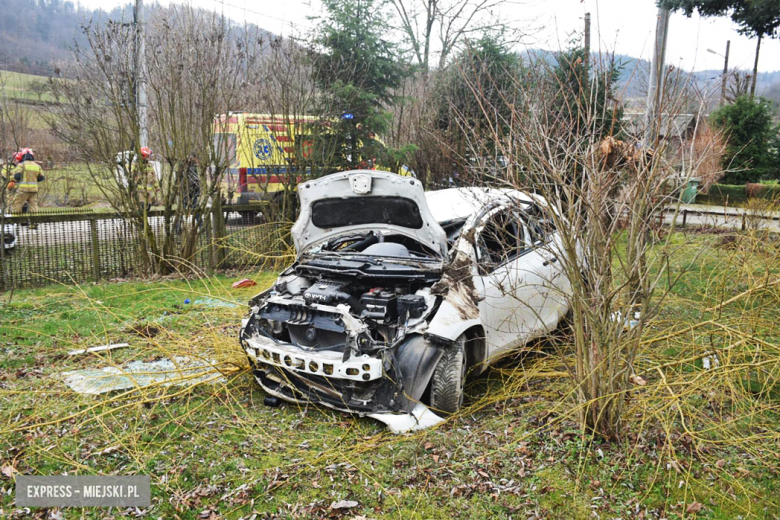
[209,0,315,33]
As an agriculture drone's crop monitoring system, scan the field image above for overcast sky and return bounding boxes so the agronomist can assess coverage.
[76,0,779,73]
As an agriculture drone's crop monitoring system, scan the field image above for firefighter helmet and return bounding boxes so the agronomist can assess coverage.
[14,148,34,162]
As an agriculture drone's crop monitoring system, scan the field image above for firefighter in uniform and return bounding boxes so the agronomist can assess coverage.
[12,148,44,214]
[132,147,158,208]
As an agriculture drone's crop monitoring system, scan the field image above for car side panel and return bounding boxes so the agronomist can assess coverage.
[478,247,551,357]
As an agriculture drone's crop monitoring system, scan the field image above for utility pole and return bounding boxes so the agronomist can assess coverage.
[720,40,730,107]
[645,7,670,145]
[750,35,761,99]
[134,0,148,149]
[584,12,591,74]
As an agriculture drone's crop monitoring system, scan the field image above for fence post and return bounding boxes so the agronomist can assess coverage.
[90,219,101,281]
[212,198,226,268]
[205,218,215,275]
[682,209,687,228]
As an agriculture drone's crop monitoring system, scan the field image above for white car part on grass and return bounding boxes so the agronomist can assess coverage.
[368,402,445,434]
[57,356,227,395]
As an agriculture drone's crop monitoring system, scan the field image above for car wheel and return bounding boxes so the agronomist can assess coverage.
[430,335,467,414]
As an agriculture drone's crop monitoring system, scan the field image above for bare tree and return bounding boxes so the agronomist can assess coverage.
[49,7,264,274]
[0,73,32,212]
[28,79,50,103]
[390,0,522,73]
[727,70,753,103]
[239,36,321,222]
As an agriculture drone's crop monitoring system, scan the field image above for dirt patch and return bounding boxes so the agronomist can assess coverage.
[126,324,161,338]
[431,254,481,319]
[461,226,477,246]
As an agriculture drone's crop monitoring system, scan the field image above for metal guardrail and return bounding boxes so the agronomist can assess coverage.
[661,206,780,231]
[0,203,287,291]
[2,202,776,292]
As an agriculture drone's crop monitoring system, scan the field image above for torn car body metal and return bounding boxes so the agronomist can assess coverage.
[240,170,573,423]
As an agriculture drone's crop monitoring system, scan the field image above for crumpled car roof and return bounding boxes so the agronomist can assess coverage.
[425,187,537,223]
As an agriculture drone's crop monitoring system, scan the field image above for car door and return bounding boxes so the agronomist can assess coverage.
[520,204,570,331]
[475,208,550,358]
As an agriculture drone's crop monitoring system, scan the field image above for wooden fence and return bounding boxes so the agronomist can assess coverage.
[0,203,290,291]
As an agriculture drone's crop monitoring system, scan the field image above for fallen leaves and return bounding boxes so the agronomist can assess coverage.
[686,501,703,514]
[330,500,359,510]
[1,465,18,479]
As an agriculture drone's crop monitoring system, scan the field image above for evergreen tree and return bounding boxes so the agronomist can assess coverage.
[436,36,522,140]
[434,35,523,182]
[309,0,411,172]
[552,46,623,142]
[711,95,779,184]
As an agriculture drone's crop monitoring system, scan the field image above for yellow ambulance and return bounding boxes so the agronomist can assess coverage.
[213,113,412,204]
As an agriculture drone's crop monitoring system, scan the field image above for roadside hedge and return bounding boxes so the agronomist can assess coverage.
[697,183,780,206]
[702,184,746,206]
[748,183,780,202]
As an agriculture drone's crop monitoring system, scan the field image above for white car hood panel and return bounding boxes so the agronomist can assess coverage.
[292,170,448,258]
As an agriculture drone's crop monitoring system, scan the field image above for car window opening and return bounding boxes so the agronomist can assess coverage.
[478,210,528,271]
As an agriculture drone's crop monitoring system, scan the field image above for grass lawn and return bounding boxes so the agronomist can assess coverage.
[0,70,55,104]
[38,163,107,206]
[1,231,780,519]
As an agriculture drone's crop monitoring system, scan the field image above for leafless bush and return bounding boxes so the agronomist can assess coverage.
[389,73,456,186]
[447,48,720,439]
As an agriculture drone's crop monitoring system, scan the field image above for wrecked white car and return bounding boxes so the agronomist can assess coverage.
[240,170,571,424]
[3,216,17,251]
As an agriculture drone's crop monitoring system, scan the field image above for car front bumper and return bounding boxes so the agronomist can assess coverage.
[243,335,383,382]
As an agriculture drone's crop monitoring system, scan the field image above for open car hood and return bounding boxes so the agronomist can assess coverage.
[291,170,448,258]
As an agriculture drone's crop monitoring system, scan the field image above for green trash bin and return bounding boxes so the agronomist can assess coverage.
[681,177,700,204]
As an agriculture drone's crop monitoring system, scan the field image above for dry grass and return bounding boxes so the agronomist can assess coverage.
[1,228,779,518]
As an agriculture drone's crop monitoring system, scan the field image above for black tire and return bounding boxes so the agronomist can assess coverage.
[430,335,467,414]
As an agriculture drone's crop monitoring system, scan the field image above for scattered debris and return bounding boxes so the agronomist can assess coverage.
[68,343,130,356]
[610,310,641,330]
[232,278,257,289]
[56,356,228,395]
[330,500,359,510]
[368,403,445,434]
[88,445,121,458]
[193,298,240,309]
[702,355,720,370]
[629,374,647,386]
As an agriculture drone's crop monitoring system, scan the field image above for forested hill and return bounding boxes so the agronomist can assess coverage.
[0,0,133,74]
[523,49,780,103]
[3,0,779,102]
[0,0,275,76]
[611,53,780,101]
